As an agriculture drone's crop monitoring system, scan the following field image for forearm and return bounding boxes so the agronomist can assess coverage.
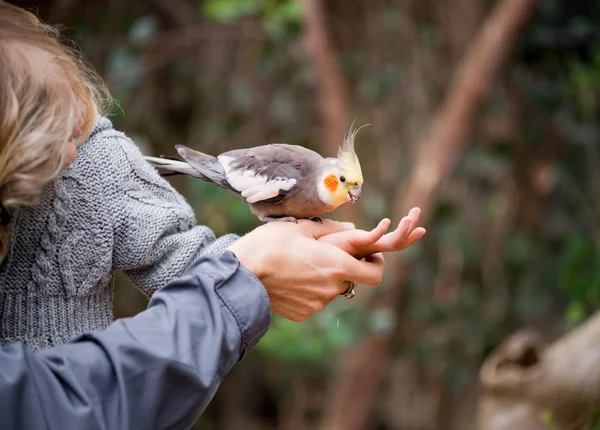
[0,251,270,430]
[119,225,239,295]
[113,140,241,294]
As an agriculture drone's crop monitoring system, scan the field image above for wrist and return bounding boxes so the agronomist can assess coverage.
[227,241,269,281]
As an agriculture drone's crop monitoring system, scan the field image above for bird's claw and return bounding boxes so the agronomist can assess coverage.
[309,217,323,223]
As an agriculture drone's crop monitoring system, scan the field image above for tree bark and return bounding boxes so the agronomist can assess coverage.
[320,1,539,429]
[478,313,600,429]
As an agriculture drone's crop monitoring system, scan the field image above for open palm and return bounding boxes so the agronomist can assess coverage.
[319,207,426,260]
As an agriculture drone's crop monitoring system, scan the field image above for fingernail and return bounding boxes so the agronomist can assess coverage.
[342,222,355,229]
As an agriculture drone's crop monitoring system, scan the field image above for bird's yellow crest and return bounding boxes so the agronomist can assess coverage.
[337,122,368,183]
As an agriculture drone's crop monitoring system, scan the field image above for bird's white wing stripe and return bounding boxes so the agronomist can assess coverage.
[218,155,297,204]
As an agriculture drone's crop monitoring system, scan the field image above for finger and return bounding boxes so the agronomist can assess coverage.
[373,223,426,252]
[273,288,335,309]
[394,208,419,243]
[272,303,311,322]
[404,207,421,239]
[334,219,391,249]
[393,216,412,243]
[297,284,342,301]
[333,249,385,287]
[298,218,355,239]
[354,253,385,287]
[399,227,426,250]
[408,207,421,220]
[360,218,391,245]
[365,252,385,265]
[327,279,360,296]
[376,218,412,250]
[363,252,385,273]
[284,312,310,323]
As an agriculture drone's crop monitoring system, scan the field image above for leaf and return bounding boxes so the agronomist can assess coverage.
[566,301,585,327]
[202,0,260,23]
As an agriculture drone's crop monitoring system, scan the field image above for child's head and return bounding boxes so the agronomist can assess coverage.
[0,3,110,259]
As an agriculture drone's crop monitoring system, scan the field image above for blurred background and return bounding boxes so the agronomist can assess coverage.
[11,0,600,428]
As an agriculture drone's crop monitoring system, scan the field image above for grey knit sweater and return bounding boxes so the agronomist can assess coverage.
[0,117,238,352]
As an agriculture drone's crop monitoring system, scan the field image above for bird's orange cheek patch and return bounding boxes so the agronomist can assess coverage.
[324,174,339,192]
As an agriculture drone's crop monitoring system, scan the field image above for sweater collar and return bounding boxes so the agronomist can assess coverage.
[89,116,113,138]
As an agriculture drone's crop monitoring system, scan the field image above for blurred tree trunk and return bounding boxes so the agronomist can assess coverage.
[319,0,539,429]
[302,0,360,226]
[302,0,348,157]
[478,312,600,429]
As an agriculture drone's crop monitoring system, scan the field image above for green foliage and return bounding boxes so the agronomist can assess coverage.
[539,409,555,429]
[256,301,368,368]
[585,410,600,430]
[202,0,303,38]
[202,0,261,23]
[559,233,600,326]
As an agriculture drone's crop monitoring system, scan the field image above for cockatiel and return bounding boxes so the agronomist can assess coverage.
[145,125,367,223]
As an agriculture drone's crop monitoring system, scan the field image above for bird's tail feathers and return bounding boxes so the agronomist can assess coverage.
[175,144,215,163]
[174,145,233,190]
[147,146,234,192]
[144,156,206,178]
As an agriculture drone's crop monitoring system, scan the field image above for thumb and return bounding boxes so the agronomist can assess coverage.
[298,218,355,239]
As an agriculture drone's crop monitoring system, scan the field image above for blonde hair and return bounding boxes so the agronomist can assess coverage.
[0,2,110,261]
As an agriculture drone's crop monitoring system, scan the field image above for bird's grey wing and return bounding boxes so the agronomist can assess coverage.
[218,144,317,204]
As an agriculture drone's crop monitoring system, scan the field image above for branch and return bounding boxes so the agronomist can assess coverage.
[320,1,539,429]
[396,0,539,218]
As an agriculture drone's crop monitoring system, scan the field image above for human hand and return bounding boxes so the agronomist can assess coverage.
[318,207,426,260]
[227,219,384,322]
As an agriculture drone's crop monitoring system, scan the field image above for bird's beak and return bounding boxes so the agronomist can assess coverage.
[349,183,362,203]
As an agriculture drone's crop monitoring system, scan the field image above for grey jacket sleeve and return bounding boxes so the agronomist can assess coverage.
[108,130,239,296]
[0,251,270,430]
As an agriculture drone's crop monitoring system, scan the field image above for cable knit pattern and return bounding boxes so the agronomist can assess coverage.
[0,117,238,352]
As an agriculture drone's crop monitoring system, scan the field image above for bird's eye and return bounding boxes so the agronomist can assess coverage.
[340,176,346,183]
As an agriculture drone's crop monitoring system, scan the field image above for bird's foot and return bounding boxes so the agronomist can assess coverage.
[259,216,299,224]
[309,216,323,223]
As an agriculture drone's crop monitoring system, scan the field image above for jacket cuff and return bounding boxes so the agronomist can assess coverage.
[219,252,271,359]
[197,234,239,257]
[183,250,271,359]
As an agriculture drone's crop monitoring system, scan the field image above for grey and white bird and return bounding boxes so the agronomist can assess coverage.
[144,125,366,223]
